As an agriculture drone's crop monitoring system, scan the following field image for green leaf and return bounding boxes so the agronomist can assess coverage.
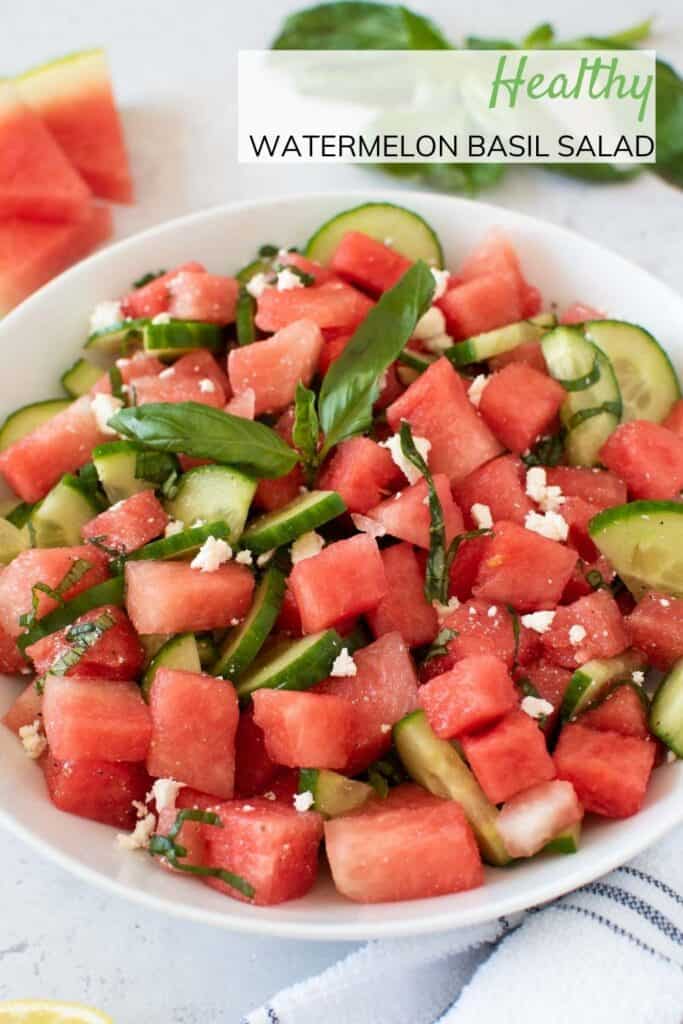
[272,1,450,50]
[464,35,516,50]
[422,626,457,663]
[110,402,299,479]
[236,285,257,346]
[132,269,166,289]
[293,382,320,484]
[399,421,448,603]
[377,160,506,196]
[318,261,434,454]
[653,59,683,188]
[521,433,565,468]
[148,809,255,899]
[522,22,555,48]
[544,164,642,185]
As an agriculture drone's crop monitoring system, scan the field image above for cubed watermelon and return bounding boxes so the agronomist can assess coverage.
[203,798,323,904]
[0,396,110,502]
[289,534,387,633]
[453,455,533,527]
[663,399,683,438]
[91,352,165,395]
[544,467,627,510]
[418,654,517,739]
[167,271,238,325]
[2,680,42,734]
[625,592,683,670]
[42,754,151,829]
[579,683,649,739]
[330,231,412,295]
[228,319,323,417]
[559,496,601,562]
[459,231,539,319]
[120,262,206,319]
[147,668,239,799]
[125,560,254,635]
[460,709,556,804]
[448,533,492,603]
[233,708,282,798]
[387,358,502,484]
[442,599,517,669]
[171,349,232,396]
[82,489,167,554]
[275,584,303,637]
[600,420,683,500]
[497,779,583,858]
[473,521,578,612]
[156,804,207,872]
[26,605,144,681]
[489,340,547,374]
[317,436,400,514]
[479,364,566,454]
[560,555,616,604]
[560,303,604,325]
[540,590,628,669]
[255,279,373,333]
[365,474,463,549]
[253,406,305,512]
[366,543,438,648]
[517,658,572,734]
[279,251,336,285]
[133,370,226,408]
[0,546,109,638]
[43,675,152,761]
[554,723,655,818]
[317,333,353,376]
[324,784,483,903]
[318,631,418,774]
[225,388,256,420]
[0,621,27,674]
[439,272,523,339]
[252,689,355,771]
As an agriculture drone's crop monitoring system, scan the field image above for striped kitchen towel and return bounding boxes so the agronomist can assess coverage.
[245,824,683,1024]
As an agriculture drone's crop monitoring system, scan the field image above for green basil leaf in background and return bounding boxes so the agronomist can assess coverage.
[272,1,451,50]
[376,160,506,196]
[653,59,683,188]
[544,164,642,185]
[293,382,320,483]
[521,22,555,48]
[464,35,516,50]
[110,402,299,479]
[318,261,434,455]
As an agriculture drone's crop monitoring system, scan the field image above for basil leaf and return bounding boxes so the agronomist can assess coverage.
[318,261,434,455]
[377,161,506,197]
[293,382,320,484]
[399,421,448,603]
[235,285,257,346]
[653,59,683,189]
[110,402,298,479]
[132,269,166,289]
[422,626,458,663]
[148,809,255,899]
[272,1,450,50]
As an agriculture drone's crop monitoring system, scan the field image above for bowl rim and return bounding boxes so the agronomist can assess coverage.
[1,188,682,940]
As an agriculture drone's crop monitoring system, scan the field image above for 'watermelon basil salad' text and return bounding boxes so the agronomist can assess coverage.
[1,200,682,907]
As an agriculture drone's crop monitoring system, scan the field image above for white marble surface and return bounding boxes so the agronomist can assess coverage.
[1,1,682,1020]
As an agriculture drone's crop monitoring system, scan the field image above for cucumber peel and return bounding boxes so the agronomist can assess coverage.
[305,201,443,267]
[236,629,343,700]
[0,398,71,451]
[240,490,345,554]
[127,520,232,561]
[447,314,555,367]
[589,501,683,599]
[212,566,285,679]
[298,768,373,818]
[141,632,201,701]
[561,650,646,721]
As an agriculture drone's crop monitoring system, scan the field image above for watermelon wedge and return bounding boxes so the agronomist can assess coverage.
[0,81,91,222]
[15,49,133,204]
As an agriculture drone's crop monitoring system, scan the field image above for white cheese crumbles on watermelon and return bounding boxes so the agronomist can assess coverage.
[525,466,565,512]
[467,374,489,409]
[470,503,493,529]
[18,719,47,760]
[330,648,357,678]
[290,531,325,564]
[89,299,123,333]
[520,696,555,720]
[524,508,569,542]
[190,536,233,572]
[521,610,556,634]
[90,393,123,436]
[380,432,431,484]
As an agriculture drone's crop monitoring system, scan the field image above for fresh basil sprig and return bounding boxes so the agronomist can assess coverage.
[319,261,434,456]
[35,610,115,694]
[148,809,255,899]
[18,557,93,631]
[109,402,299,479]
[293,382,320,484]
[399,421,450,603]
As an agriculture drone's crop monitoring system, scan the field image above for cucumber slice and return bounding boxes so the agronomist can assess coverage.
[236,256,273,285]
[298,768,373,818]
[143,320,222,358]
[583,320,681,423]
[139,633,169,665]
[306,202,443,267]
[240,490,346,554]
[393,709,510,866]
[235,629,343,700]
[93,441,178,504]
[541,325,622,466]
[85,319,148,354]
[5,502,34,528]
[165,464,257,541]
[212,566,285,678]
[61,358,103,398]
[141,632,201,701]
[29,474,100,548]
[397,348,437,375]
[127,520,232,561]
[561,650,646,721]
[196,633,219,669]
[544,821,581,855]
[0,398,71,451]
[589,500,683,599]
[18,576,125,652]
[447,314,555,367]
[649,658,683,757]
[0,517,29,564]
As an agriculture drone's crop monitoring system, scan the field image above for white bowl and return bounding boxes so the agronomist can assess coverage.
[0,191,681,941]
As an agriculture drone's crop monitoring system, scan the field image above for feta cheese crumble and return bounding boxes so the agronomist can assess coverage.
[91,393,123,436]
[521,610,556,634]
[330,647,357,678]
[198,378,216,393]
[150,778,185,813]
[433,596,460,621]
[164,519,185,538]
[256,549,275,567]
[521,696,554,719]
[293,790,315,813]
[524,509,569,542]
[18,719,46,760]
[379,432,431,485]
[235,549,254,566]
[632,670,645,685]
[471,503,493,529]
[666,750,679,764]
[487,605,498,618]
[290,530,324,565]
[350,513,386,539]
[525,466,566,512]
[380,723,392,734]
[246,272,272,299]
[568,624,587,645]
[90,300,122,333]
[151,311,172,325]
[467,374,489,409]
[276,268,305,291]
[430,267,450,301]
[412,306,446,341]
[190,536,232,572]
[117,812,157,851]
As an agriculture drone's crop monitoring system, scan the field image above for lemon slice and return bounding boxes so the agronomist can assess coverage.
[0,1001,112,1024]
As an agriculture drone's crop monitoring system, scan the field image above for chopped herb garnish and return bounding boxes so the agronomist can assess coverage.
[277,264,315,287]
[399,422,450,604]
[422,627,457,663]
[109,365,124,400]
[507,604,521,663]
[19,557,92,631]
[521,433,565,468]
[86,536,126,576]
[132,269,166,289]
[364,752,408,799]
[148,809,255,899]
[585,568,607,590]
[258,244,279,259]
[134,450,180,486]
[35,609,115,694]
[292,382,320,485]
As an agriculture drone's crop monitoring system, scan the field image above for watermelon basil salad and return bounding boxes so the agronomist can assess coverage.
[0,201,682,908]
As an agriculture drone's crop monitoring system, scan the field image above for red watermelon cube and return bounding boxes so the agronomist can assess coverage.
[278,251,336,285]
[133,371,225,408]
[252,690,355,771]
[120,262,206,319]
[233,708,282,798]
[579,684,649,739]
[317,436,401,514]
[203,798,323,905]
[255,279,373,333]
[318,631,418,774]
[253,406,305,512]
[147,668,239,799]
[497,780,583,859]
[453,454,533,527]
[171,349,231,395]
[540,590,628,669]
[156,804,207,872]
[81,489,167,554]
[489,340,547,374]
[418,654,517,739]
[438,272,523,339]
[448,533,492,603]
[442,599,517,669]
[43,675,152,762]
[460,709,556,804]
[473,521,577,612]
[42,755,151,829]
[625,592,683,671]
[544,466,627,510]
[26,605,144,681]
[560,303,604,325]
[125,560,254,635]
[366,543,438,648]
[167,271,238,325]
[91,352,165,396]
[0,622,27,674]
[459,230,539,317]
[2,680,42,734]
[554,723,655,818]
[600,420,683,500]
[663,399,683,438]
[289,534,387,633]
[365,474,463,549]
[517,658,572,734]
[479,364,565,453]
[324,784,483,903]
[228,319,323,417]
[330,231,412,295]
[387,358,502,484]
